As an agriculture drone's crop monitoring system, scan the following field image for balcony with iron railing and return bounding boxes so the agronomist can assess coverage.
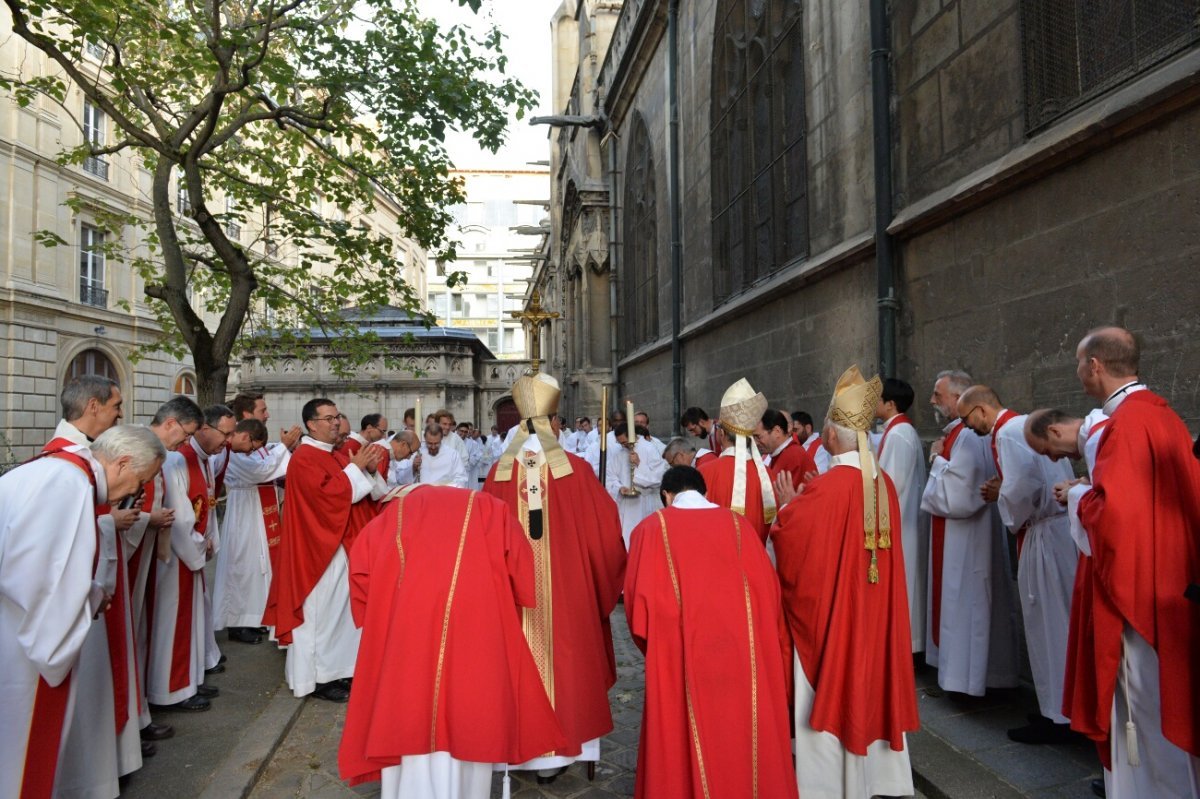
[80,281,108,308]
[83,155,109,180]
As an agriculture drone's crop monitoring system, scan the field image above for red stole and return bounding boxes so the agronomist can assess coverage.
[258,484,283,574]
[172,445,212,692]
[929,422,966,647]
[877,414,912,459]
[989,410,1026,556]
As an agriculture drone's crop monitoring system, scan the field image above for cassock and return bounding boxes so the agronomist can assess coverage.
[417,445,469,488]
[43,427,139,797]
[1075,388,1200,797]
[147,445,210,705]
[0,445,107,799]
[991,411,1077,724]
[625,494,798,799]
[606,436,666,549]
[802,431,832,474]
[773,453,919,799]
[483,443,626,769]
[462,434,485,486]
[212,443,290,630]
[764,436,818,490]
[698,450,777,545]
[263,436,374,697]
[877,413,929,653]
[339,486,569,797]
[921,419,1020,695]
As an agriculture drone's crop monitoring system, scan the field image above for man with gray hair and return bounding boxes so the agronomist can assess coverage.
[55,374,124,443]
[3,424,164,799]
[920,370,1020,698]
[662,436,716,469]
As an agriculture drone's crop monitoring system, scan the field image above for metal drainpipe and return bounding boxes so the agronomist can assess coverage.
[668,0,683,427]
[604,126,621,396]
[870,0,898,379]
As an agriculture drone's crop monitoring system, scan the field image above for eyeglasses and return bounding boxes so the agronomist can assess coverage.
[959,405,982,425]
[313,413,347,424]
[205,425,232,441]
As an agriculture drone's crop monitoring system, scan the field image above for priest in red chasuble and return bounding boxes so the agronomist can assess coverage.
[625,465,797,799]
[339,484,568,798]
[482,372,626,780]
[697,378,778,544]
[1071,326,1200,797]
[263,398,381,703]
[772,365,919,799]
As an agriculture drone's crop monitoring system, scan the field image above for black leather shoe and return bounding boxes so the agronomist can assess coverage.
[141,740,157,758]
[204,662,226,675]
[312,681,350,703]
[151,694,211,712]
[228,627,263,645]
[196,684,219,698]
[140,722,174,741]
[1091,778,1106,798]
[1007,717,1076,744]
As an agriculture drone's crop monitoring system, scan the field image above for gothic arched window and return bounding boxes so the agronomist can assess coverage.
[622,114,658,352]
[711,0,807,305]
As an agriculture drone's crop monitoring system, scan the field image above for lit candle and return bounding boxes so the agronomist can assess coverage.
[414,398,422,432]
[626,400,635,439]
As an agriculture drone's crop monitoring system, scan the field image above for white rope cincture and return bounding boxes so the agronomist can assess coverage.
[1122,641,1140,767]
[501,766,512,799]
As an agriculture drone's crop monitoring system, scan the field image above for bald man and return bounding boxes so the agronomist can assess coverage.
[958,386,1077,744]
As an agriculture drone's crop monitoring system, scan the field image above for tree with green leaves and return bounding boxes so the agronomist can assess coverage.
[0,0,535,404]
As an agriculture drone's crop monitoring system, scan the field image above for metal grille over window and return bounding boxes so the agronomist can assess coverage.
[710,0,808,306]
[1021,0,1200,133]
[79,225,107,308]
[622,113,658,353]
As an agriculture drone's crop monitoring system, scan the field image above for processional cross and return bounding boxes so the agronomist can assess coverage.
[509,289,559,373]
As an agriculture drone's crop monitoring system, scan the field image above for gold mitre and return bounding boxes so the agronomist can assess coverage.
[513,372,561,420]
[494,372,571,482]
[719,378,768,437]
[828,365,883,432]
[828,364,891,583]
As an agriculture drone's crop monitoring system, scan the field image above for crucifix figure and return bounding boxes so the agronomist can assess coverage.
[509,289,560,373]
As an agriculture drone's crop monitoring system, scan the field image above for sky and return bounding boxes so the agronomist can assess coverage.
[417,0,565,171]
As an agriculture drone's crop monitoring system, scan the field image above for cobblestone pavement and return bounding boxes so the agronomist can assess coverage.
[251,607,646,799]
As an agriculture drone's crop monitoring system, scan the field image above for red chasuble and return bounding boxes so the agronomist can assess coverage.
[694,452,717,469]
[262,443,355,645]
[339,438,387,553]
[773,465,919,754]
[339,487,568,785]
[697,456,776,544]
[766,438,818,490]
[1075,391,1200,758]
[625,507,797,799]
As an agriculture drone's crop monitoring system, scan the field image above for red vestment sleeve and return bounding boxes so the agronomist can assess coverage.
[1076,391,1200,757]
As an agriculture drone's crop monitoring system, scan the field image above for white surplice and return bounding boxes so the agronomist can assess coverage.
[146,449,208,705]
[380,752,493,799]
[921,420,1020,695]
[416,445,468,488]
[793,650,914,799]
[605,436,666,549]
[877,416,929,653]
[212,444,290,630]
[124,470,166,729]
[282,437,373,697]
[993,412,1077,723]
[0,451,107,799]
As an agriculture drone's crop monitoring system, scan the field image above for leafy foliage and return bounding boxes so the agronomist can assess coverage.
[0,0,535,402]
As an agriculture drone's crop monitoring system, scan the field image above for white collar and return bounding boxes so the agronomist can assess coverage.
[942,418,962,435]
[301,435,336,452]
[189,436,210,462]
[53,419,92,446]
[1102,381,1145,415]
[770,438,792,458]
[987,409,1011,435]
[349,431,369,446]
[803,431,820,447]
[672,490,718,509]
[829,449,878,477]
